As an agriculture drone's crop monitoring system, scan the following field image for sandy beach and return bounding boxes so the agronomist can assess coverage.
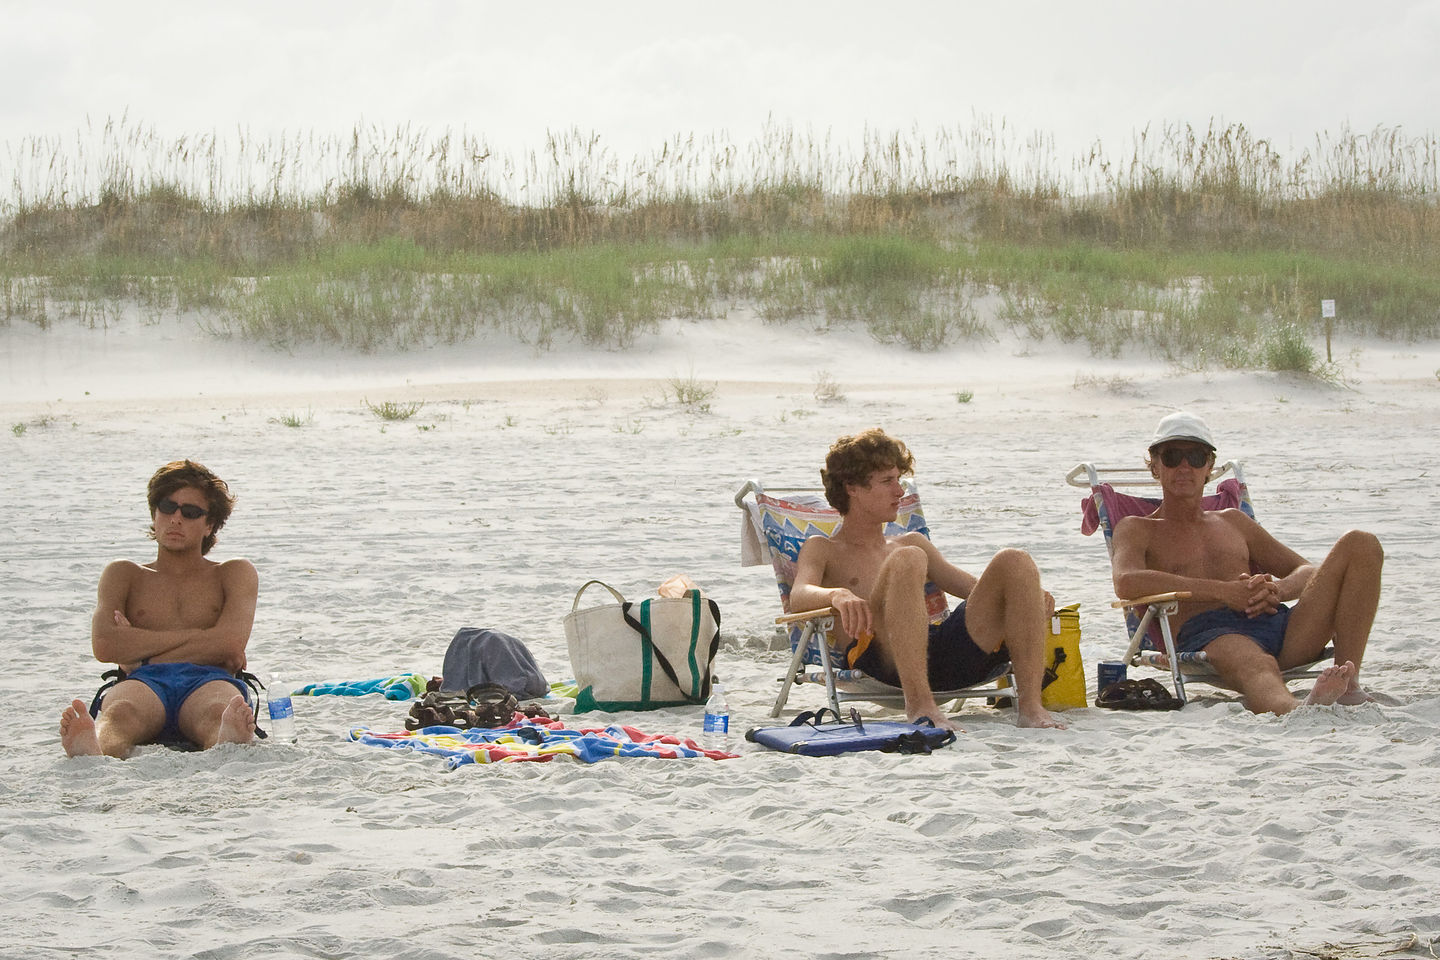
[3,307,1438,960]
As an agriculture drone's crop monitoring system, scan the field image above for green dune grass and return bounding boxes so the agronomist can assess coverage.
[2,118,1436,371]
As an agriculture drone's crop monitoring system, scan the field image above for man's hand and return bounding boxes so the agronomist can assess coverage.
[1233,573,1281,617]
[830,588,873,640]
[113,609,131,627]
[1043,590,1055,617]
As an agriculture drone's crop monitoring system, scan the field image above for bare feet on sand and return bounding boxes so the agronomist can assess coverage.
[1334,666,1375,706]
[60,699,102,757]
[215,694,256,746]
[908,702,1064,731]
[61,693,254,757]
[1304,661,1359,706]
[1017,705,1067,730]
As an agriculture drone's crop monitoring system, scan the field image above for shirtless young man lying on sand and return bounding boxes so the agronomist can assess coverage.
[1111,411,1381,715]
[790,428,1064,731]
[60,460,259,758]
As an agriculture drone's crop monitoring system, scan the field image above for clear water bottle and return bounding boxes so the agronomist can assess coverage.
[702,682,730,749]
[267,673,296,743]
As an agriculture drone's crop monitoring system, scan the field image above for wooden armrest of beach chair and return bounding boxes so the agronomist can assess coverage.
[1110,591,1192,609]
[776,607,836,626]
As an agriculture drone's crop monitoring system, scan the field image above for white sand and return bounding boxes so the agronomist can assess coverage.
[3,307,1439,960]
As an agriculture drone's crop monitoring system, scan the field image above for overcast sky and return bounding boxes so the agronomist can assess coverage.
[3,0,1436,174]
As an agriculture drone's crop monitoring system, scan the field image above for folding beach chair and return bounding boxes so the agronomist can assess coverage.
[735,479,1018,718]
[1066,460,1329,705]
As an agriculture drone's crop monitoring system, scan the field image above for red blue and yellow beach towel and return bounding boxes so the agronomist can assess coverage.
[349,716,734,769]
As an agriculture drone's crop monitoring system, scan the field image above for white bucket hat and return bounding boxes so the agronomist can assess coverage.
[1149,411,1216,451]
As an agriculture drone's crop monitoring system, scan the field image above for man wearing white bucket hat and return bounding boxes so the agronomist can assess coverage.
[1110,411,1381,714]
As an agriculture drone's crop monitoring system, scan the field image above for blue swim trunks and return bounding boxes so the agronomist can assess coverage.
[851,601,1010,689]
[1175,604,1292,657]
[98,663,251,739]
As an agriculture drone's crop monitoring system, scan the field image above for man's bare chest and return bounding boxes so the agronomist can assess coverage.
[126,571,225,630]
[823,539,905,599]
[1147,521,1250,579]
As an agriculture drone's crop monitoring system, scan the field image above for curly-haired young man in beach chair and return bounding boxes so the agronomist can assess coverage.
[1110,412,1381,715]
[789,429,1065,731]
[59,460,259,758]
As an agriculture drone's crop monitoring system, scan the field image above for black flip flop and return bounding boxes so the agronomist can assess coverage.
[1096,679,1144,709]
[1096,678,1183,711]
[1134,678,1184,710]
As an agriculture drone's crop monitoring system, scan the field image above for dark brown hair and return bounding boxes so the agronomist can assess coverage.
[147,460,235,555]
[821,428,915,514]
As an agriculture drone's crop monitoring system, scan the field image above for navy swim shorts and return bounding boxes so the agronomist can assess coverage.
[852,601,1010,689]
[1175,604,1291,657]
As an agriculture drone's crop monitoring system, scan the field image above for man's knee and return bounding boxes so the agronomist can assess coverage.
[181,683,245,723]
[883,544,929,579]
[987,547,1039,583]
[97,695,161,738]
[1336,529,1384,567]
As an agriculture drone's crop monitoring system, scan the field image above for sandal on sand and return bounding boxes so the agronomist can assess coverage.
[1096,679,1139,709]
[406,691,478,730]
[1097,678,1183,711]
[1135,678,1183,710]
[405,685,538,731]
[466,683,520,728]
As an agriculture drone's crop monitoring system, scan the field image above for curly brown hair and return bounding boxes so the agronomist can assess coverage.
[821,428,915,514]
[147,460,236,556]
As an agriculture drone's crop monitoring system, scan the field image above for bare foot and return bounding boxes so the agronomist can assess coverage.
[908,706,962,732]
[1335,685,1375,706]
[60,699,102,757]
[1304,662,1358,706]
[215,694,256,746]
[1017,705,1067,730]
[1336,664,1373,705]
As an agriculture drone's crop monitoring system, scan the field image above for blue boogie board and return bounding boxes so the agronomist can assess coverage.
[745,709,955,756]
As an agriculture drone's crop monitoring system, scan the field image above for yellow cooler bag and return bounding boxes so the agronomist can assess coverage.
[998,602,1086,710]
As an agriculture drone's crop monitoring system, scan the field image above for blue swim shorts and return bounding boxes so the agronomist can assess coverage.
[99,663,251,739]
[1175,604,1292,657]
[851,601,1010,690]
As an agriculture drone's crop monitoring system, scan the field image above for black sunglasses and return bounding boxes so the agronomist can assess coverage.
[157,498,208,520]
[1157,446,1212,469]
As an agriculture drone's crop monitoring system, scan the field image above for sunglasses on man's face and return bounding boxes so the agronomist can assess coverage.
[1157,446,1212,469]
[157,498,208,520]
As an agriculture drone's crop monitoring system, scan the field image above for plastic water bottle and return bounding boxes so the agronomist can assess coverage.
[702,683,730,749]
[267,673,296,743]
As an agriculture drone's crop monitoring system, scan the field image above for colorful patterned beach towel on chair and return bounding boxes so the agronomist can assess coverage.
[349,717,735,770]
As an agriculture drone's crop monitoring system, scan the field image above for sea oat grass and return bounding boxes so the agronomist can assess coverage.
[3,118,1437,358]
[1261,323,1320,373]
[664,371,717,410]
[365,399,425,422]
